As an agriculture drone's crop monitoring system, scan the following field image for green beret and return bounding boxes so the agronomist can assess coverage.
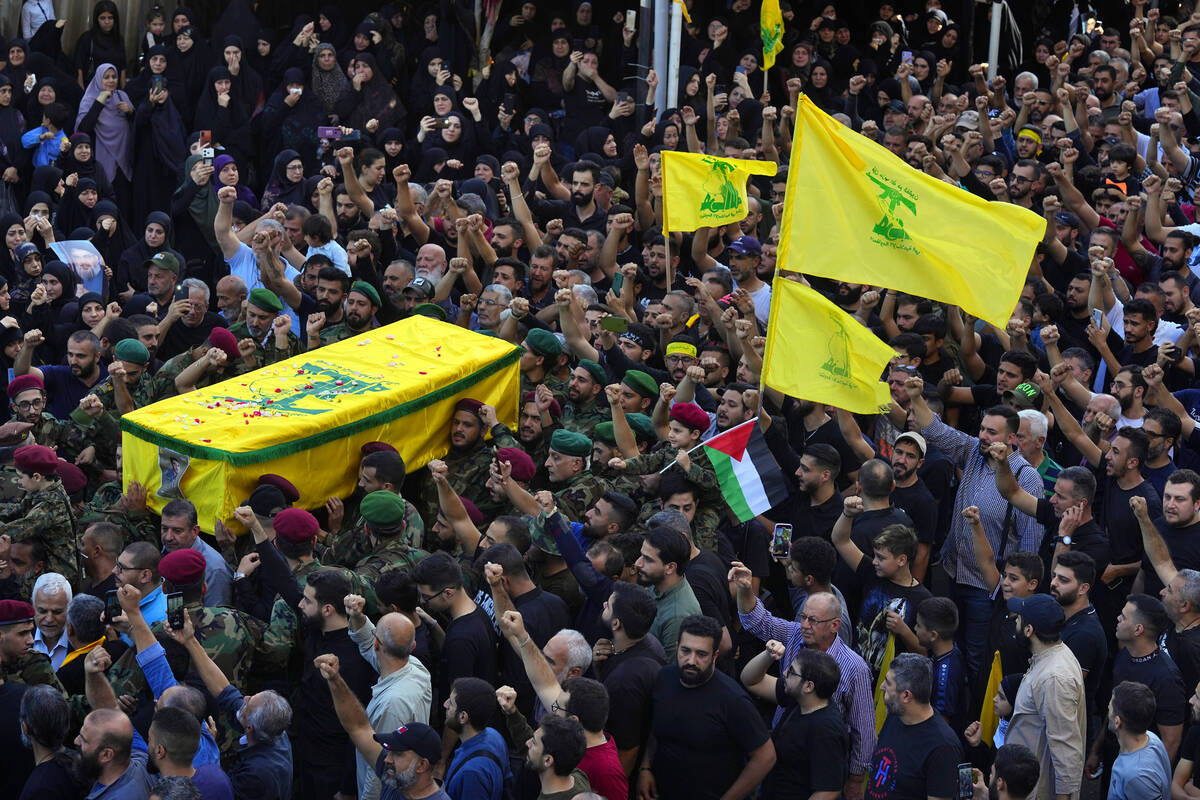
[593,421,617,446]
[550,429,592,457]
[114,338,150,365]
[626,413,658,443]
[248,287,283,313]
[622,370,658,399]
[525,328,563,358]
[359,490,407,527]
[350,281,382,308]
[412,303,447,321]
[577,358,606,384]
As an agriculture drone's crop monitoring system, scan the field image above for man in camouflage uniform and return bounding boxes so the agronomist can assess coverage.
[561,359,611,436]
[88,338,157,418]
[0,445,77,583]
[519,328,569,399]
[78,479,161,547]
[348,491,429,583]
[413,398,498,526]
[543,429,609,522]
[0,598,65,692]
[7,375,120,463]
[308,279,379,348]
[228,288,302,369]
[487,392,559,490]
[150,327,250,400]
[107,548,267,718]
[325,448,424,562]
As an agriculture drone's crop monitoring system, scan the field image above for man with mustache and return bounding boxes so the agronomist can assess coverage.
[309,279,380,349]
[228,288,301,369]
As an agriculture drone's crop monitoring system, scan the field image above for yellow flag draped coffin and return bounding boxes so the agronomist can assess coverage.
[120,316,521,529]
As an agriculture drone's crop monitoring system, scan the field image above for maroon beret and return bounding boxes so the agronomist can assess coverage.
[454,398,483,415]
[360,441,398,455]
[669,401,709,431]
[0,599,34,624]
[459,495,484,525]
[496,447,536,482]
[273,508,319,543]
[207,327,241,361]
[56,460,87,495]
[160,548,207,585]
[258,473,300,504]
[14,444,58,475]
[6,374,44,399]
[521,390,561,420]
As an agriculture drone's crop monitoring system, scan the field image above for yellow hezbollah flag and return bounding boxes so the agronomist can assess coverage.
[761,0,784,70]
[763,277,893,414]
[120,316,520,531]
[873,633,896,734]
[978,650,1004,745]
[778,95,1045,328]
[661,151,778,232]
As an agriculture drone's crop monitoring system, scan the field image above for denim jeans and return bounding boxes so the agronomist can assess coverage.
[953,582,995,680]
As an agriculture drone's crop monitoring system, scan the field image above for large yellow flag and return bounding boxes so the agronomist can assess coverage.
[778,95,1045,328]
[660,151,778,232]
[763,277,894,414]
[978,650,1004,745]
[873,633,896,733]
[761,0,784,70]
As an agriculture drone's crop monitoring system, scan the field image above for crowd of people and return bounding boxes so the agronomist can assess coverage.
[4,0,1200,799]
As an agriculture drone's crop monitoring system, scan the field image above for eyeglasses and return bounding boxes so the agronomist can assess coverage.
[477,298,502,307]
[285,163,305,172]
[797,613,836,625]
[1010,176,1033,184]
[419,588,445,604]
[13,398,43,411]
[784,664,801,679]
[115,560,138,572]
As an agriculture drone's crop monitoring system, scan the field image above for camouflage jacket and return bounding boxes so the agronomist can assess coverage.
[2,649,66,693]
[414,441,497,527]
[633,497,724,551]
[561,398,610,437]
[353,536,429,584]
[521,372,569,402]
[78,481,161,546]
[324,498,425,566]
[228,321,303,369]
[552,471,609,523]
[316,319,355,348]
[29,410,120,463]
[88,374,157,419]
[149,352,244,402]
[0,481,78,582]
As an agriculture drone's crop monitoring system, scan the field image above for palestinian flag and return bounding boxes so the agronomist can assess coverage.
[702,420,790,522]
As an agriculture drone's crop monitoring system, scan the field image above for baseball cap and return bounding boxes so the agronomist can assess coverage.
[1006,594,1065,636]
[886,99,906,113]
[1054,211,1080,230]
[955,110,980,131]
[403,278,436,299]
[373,722,442,763]
[894,431,927,457]
[727,236,762,256]
[1002,382,1043,410]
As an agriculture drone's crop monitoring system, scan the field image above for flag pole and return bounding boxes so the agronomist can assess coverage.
[656,418,757,474]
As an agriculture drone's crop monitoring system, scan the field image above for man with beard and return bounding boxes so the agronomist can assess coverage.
[5,373,114,462]
[511,391,560,472]
[293,569,378,800]
[326,448,425,561]
[868,653,962,800]
[343,492,430,585]
[889,433,939,566]
[303,267,350,349]
[146,706,234,796]
[715,383,756,433]
[969,743,1041,800]
[1135,507,1200,694]
[1049,552,1108,758]
[1093,64,1121,117]
[156,328,248,400]
[490,260,524,296]
[137,251,181,321]
[157,278,229,361]
[319,663,451,800]
[786,396,863,487]
[1132,472,1200,598]
[73,702,153,800]
[215,274,248,325]
[1138,407,1179,496]
[524,245,558,311]
[528,154,607,233]
[490,219,525,261]
[382,261,414,307]
[633,527,700,661]
[1128,227,1200,305]
[1004,593,1086,800]
[167,607,295,800]
[14,329,107,419]
[523,715,591,799]
[414,399,497,526]
[228,288,301,369]
[519,329,565,398]
[638,235,680,306]
[313,281,380,347]
[696,234,770,326]
[1159,273,1196,327]
[89,338,157,418]
[1006,160,1045,211]
[638,615,774,800]
[562,360,609,436]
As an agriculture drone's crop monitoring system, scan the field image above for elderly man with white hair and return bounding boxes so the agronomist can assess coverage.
[31,572,72,670]
[1016,409,1062,499]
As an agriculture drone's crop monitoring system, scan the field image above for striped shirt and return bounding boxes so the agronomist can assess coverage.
[922,417,1045,590]
[740,597,876,774]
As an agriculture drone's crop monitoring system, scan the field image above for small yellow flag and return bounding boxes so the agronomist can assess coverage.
[777,96,1045,328]
[873,633,896,734]
[763,277,894,414]
[978,650,1004,745]
[660,151,777,233]
[761,0,784,70]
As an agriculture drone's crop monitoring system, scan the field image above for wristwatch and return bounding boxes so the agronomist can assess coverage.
[233,572,246,581]
[1055,535,1072,546]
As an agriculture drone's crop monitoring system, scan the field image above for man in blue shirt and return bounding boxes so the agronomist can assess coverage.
[442,677,509,800]
[15,329,108,419]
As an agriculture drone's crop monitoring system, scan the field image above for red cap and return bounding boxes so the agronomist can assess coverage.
[207,327,241,361]
[273,508,319,543]
[160,549,207,585]
[56,460,87,495]
[454,398,483,415]
[360,441,398,455]
[6,374,44,399]
[669,401,709,431]
[0,599,34,624]
[496,447,536,482]
[258,473,300,504]
[522,390,561,419]
[459,495,484,525]
[14,444,57,475]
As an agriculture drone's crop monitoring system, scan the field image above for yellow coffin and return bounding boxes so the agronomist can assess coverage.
[120,316,521,531]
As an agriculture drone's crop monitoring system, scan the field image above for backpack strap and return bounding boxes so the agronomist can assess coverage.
[445,748,505,785]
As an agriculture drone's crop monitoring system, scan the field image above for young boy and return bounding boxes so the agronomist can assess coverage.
[20,102,69,167]
[915,596,969,734]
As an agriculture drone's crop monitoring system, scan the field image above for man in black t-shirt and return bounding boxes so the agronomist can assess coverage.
[868,652,962,800]
[1050,551,1108,750]
[1113,594,1187,760]
[1133,470,1200,598]
[889,433,939,582]
[765,648,848,799]
[638,615,775,800]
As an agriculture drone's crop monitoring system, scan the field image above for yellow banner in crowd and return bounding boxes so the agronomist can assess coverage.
[661,151,778,232]
[777,95,1045,328]
[121,317,521,531]
[763,277,893,414]
[761,0,784,70]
